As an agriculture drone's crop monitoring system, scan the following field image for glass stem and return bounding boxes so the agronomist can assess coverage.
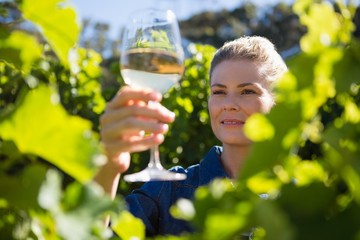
[147,100,164,170]
[149,145,163,169]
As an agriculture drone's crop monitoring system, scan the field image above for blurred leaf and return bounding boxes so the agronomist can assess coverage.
[55,181,120,240]
[240,100,302,180]
[170,198,195,221]
[0,31,42,72]
[0,85,104,182]
[333,46,360,93]
[341,165,360,204]
[203,212,246,240]
[0,164,46,210]
[38,169,62,212]
[252,199,295,240]
[176,96,193,114]
[300,3,339,53]
[286,53,317,90]
[244,113,275,142]
[299,2,354,54]
[342,95,360,123]
[246,172,281,196]
[20,0,80,65]
[112,211,146,240]
[293,160,327,186]
[278,182,334,218]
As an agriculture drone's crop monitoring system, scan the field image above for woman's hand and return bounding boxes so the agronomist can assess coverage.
[99,86,175,174]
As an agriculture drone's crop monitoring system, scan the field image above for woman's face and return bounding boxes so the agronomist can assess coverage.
[208,60,274,146]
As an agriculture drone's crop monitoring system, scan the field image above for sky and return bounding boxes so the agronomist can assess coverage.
[69,0,292,39]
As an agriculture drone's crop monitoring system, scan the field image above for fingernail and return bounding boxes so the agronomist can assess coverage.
[169,111,175,118]
[162,124,169,132]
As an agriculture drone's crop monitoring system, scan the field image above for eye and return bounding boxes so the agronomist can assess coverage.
[212,90,226,95]
[241,89,257,95]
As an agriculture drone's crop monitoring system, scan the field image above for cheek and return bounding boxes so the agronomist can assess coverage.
[244,96,274,115]
[208,98,220,129]
[208,98,218,118]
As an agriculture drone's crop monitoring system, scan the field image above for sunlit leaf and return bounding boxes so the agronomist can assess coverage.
[293,160,327,186]
[343,97,360,123]
[176,96,193,113]
[299,3,342,54]
[246,172,281,196]
[0,85,104,182]
[0,31,42,72]
[20,0,80,65]
[244,113,275,142]
[204,213,246,240]
[112,211,145,240]
[300,89,319,120]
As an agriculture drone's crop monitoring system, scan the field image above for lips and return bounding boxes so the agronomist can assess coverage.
[221,119,245,125]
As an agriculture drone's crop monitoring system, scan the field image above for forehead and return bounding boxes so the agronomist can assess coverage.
[211,60,265,85]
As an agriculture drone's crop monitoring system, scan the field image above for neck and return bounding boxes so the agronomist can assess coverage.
[221,144,250,179]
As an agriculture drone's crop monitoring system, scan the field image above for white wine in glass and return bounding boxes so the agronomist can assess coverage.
[120,8,186,182]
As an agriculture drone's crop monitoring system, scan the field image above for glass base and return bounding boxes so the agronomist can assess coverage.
[123,167,187,182]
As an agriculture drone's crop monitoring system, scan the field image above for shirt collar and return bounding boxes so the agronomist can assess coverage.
[198,146,229,186]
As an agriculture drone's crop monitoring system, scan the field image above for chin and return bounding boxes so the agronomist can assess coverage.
[221,137,252,146]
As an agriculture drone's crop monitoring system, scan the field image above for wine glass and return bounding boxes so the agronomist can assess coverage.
[120,8,186,182]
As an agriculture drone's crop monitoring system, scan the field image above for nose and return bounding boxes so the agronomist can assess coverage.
[222,95,239,111]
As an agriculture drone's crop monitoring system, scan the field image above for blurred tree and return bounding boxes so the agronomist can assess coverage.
[179,3,258,47]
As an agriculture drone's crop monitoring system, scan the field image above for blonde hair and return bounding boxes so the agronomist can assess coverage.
[210,36,287,88]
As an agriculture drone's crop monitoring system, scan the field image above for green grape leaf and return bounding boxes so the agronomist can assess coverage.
[112,211,146,240]
[36,169,123,240]
[176,96,194,113]
[252,200,295,240]
[0,164,47,210]
[55,181,120,240]
[286,53,317,90]
[333,47,360,93]
[0,85,104,182]
[0,31,42,72]
[20,0,80,65]
[244,113,275,142]
[299,3,342,54]
[240,100,303,180]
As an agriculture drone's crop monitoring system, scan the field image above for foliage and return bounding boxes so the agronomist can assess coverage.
[0,0,360,240]
[0,0,120,238]
[180,1,360,240]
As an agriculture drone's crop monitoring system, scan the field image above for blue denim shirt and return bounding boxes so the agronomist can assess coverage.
[125,146,228,236]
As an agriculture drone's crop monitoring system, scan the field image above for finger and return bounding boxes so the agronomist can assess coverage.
[103,134,165,154]
[101,117,169,141]
[100,104,175,127]
[107,86,162,110]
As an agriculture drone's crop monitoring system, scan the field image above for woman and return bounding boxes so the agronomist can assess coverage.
[95,36,287,236]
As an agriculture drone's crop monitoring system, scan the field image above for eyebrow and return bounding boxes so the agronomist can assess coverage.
[210,82,257,88]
